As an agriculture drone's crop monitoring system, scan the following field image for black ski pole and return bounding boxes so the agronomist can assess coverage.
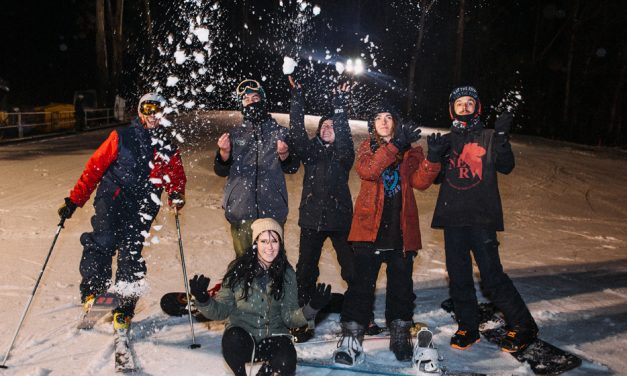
[1,217,66,369]
[174,207,201,349]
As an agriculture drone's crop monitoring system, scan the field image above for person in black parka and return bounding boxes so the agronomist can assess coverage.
[287,80,355,342]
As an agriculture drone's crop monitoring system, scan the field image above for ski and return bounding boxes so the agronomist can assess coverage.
[77,292,120,330]
[441,298,582,375]
[114,327,136,373]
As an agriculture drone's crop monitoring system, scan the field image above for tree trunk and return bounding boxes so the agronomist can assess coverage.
[608,42,627,144]
[96,0,109,107]
[531,0,542,64]
[563,0,580,137]
[405,0,435,115]
[110,0,125,101]
[142,0,152,38]
[453,0,465,85]
[142,0,154,69]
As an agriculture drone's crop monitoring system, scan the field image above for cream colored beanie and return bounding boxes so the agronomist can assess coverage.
[251,218,283,242]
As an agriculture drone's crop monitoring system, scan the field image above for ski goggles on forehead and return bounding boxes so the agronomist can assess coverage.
[236,79,262,97]
[140,101,163,115]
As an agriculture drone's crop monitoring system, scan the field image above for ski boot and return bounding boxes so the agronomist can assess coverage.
[334,321,365,366]
[82,294,96,313]
[413,327,441,373]
[450,328,480,350]
[113,312,131,332]
[389,319,413,361]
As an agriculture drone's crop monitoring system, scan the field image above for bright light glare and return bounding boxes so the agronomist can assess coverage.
[354,58,364,75]
[345,58,354,73]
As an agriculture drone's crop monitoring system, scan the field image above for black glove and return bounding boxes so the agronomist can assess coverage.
[308,283,332,310]
[58,197,77,220]
[391,123,422,152]
[332,91,348,109]
[168,192,185,210]
[189,274,211,303]
[426,132,450,163]
[494,111,513,139]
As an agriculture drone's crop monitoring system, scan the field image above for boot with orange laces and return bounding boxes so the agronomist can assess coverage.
[450,327,480,350]
[499,325,538,353]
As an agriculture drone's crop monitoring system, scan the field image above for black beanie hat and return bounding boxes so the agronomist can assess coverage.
[368,101,401,136]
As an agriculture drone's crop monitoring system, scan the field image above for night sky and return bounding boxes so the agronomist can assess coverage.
[1,0,625,145]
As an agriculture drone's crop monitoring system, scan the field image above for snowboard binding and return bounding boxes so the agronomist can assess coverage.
[412,327,442,374]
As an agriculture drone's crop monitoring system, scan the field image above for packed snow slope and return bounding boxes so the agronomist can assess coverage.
[0,111,625,375]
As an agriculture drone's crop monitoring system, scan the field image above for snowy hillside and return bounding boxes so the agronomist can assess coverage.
[0,111,625,375]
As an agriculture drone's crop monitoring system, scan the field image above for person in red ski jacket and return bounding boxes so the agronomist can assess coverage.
[334,103,443,366]
[57,92,187,330]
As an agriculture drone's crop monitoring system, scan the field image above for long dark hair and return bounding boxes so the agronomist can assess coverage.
[222,231,291,301]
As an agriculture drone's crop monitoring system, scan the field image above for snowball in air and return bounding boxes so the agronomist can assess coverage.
[335,62,345,74]
[166,76,179,87]
[193,51,205,64]
[193,27,210,42]
[283,57,297,75]
[150,193,162,206]
[174,50,187,65]
[313,5,321,15]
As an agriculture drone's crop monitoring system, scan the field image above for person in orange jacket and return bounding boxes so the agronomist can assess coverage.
[57,92,187,330]
[334,103,444,365]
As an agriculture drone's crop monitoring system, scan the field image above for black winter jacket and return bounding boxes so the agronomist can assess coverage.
[431,122,514,231]
[289,89,355,231]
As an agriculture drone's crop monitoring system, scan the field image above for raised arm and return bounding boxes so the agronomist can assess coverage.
[330,86,355,170]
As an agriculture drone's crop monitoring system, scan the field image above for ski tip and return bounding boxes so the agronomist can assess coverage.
[0,365,8,369]
[189,343,201,349]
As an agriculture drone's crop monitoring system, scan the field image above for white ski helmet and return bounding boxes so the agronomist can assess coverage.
[137,92,167,115]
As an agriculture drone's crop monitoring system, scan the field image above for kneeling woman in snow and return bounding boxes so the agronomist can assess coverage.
[190,218,331,376]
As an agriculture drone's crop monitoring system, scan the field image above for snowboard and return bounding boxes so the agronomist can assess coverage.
[297,357,413,376]
[441,298,582,375]
[298,357,486,376]
[77,292,120,330]
[159,282,222,321]
[295,321,427,345]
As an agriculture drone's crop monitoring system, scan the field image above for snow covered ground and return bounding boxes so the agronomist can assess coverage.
[0,111,625,375]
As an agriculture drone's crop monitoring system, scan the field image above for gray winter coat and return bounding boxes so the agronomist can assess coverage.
[214,116,299,223]
[195,267,313,342]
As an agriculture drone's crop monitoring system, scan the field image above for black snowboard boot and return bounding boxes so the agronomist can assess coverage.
[290,325,314,343]
[500,324,538,353]
[365,319,384,335]
[450,328,480,350]
[334,321,365,366]
[389,319,413,361]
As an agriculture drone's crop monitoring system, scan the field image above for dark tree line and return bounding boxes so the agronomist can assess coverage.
[2,0,625,146]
